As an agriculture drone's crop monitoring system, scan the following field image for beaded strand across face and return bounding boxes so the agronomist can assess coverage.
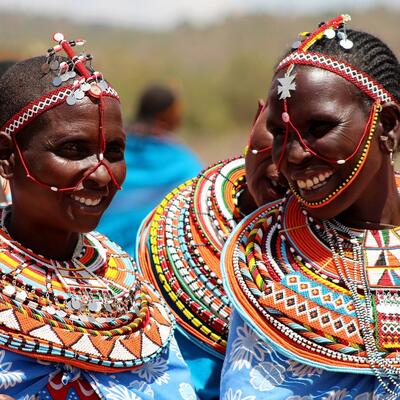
[0,32,121,193]
[272,15,397,209]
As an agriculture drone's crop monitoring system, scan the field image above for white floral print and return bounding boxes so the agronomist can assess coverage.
[228,324,269,370]
[249,362,286,392]
[129,380,154,398]
[132,356,170,385]
[170,339,184,362]
[223,388,257,400]
[0,350,24,389]
[287,359,323,378]
[179,382,196,400]
[102,381,141,400]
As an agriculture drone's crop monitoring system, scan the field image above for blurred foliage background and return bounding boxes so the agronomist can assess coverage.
[0,8,398,164]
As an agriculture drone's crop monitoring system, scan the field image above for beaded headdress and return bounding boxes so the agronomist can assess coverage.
[274,15,398,208]
[0,33,121,192]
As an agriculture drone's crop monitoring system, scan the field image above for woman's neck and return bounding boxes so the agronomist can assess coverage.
[335,170,400,230]
[6,206,80,260]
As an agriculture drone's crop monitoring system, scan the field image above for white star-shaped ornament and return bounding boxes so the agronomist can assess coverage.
[277,72,296,100]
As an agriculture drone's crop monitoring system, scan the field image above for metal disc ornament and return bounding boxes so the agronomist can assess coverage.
[74,89,85,100]
[68,70,77,79]
[98,80,108,90]
[88,301,102,313]
[81,82,91,92]
[66,94,77,106]
[291,40,302,49]
[49,60,59,71]
[68,298,82,311]
[324,28,336,39]
[52,76,62,87]
[340,39,353,49]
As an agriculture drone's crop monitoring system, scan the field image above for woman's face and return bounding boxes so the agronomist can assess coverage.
[10,96,126,233]
[245,103,286,207]
[267,66,387,220]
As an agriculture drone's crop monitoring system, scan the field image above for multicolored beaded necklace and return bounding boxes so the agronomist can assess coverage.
[0,206,174,372]
[223,192,400,377]
[138,157,246,356]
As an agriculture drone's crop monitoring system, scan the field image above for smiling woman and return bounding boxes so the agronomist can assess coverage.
[0,34,195,399]
[221,15,400,399]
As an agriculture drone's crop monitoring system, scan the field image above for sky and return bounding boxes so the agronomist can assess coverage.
[0,0,398,29]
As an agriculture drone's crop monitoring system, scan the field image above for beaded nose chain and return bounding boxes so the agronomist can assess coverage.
[0,32,121,193]
[273,14,396,208]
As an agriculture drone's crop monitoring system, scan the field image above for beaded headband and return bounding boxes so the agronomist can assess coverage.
[0,32,121,192]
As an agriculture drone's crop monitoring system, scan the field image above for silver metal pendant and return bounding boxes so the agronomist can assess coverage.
[88,301,102,313]
[52,77,62,87]
[340,39,353,50]
[324,28,336,39]
[68,298,82,311]
[66,95,77,106]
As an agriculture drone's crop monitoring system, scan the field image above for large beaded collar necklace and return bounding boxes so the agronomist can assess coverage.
[0,206,174,371]
[222,193,400,386]
[137,157,246,356]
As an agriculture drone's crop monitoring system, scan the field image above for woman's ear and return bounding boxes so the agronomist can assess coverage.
[378,102,400,153]
[0,131,15,179]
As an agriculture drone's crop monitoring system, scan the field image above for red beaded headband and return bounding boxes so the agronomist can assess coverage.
[0,32,122,192]
[277,51,396,105]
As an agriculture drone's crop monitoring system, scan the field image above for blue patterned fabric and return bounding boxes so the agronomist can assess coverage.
[0,336,197,400]
[98,134,202,256]
[220,310,390,400]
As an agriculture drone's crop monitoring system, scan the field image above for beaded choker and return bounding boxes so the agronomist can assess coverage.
[222,193,400,376]
[137,158,246,356]
[0,207,173,372]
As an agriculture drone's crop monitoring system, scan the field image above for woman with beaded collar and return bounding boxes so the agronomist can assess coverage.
[0,33,195,400]
[221,15,400,399]
[136,91,286,398]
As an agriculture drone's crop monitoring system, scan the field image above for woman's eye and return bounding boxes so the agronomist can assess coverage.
[105,143,125,161]
[309,121,335,138]
[56,142,89,159]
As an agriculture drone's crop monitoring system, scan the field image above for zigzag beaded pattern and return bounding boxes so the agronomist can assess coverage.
[138,158,246,355]
[278,52,396,105]
[1,85,119,137]
[223,194,400,372]
[0,207,174,372]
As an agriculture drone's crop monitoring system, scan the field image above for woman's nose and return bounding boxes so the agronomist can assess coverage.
[286,137,312,165]
[86,162,112,187]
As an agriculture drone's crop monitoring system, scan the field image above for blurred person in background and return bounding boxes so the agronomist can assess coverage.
[98,84,202,256]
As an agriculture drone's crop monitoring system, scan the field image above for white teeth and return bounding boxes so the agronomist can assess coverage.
[71,195,102,206]
[296,171,334,191]
[306,179,313,189]
[298,180,306,189]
